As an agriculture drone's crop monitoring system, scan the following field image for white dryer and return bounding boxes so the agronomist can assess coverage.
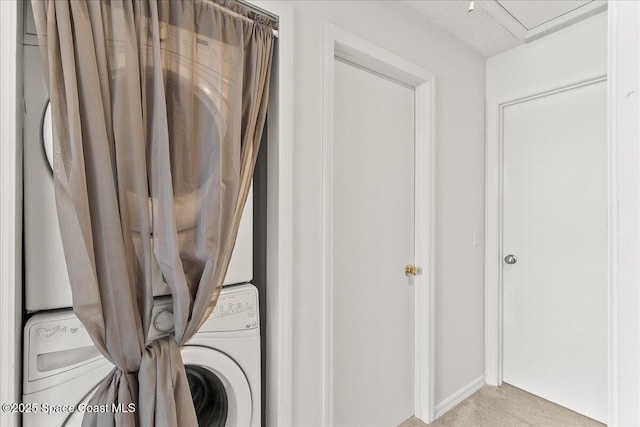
[23,30,254,312]
[22,284,261,427]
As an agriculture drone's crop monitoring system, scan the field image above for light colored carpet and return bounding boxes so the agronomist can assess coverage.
[398,384,604,427]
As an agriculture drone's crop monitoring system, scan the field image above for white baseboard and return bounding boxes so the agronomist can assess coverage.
[434,375,486,419]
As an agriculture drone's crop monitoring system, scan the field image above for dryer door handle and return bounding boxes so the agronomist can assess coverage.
[37,345,102,373]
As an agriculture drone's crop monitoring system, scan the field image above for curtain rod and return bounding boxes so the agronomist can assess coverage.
[235,0,279,24]
[235,0,279,38]
[204,0,279,38]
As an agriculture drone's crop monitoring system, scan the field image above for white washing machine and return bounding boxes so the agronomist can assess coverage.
[23,25,254,312]
[23,283,260,427]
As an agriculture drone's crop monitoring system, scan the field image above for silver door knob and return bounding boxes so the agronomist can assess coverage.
[504,254,518,265]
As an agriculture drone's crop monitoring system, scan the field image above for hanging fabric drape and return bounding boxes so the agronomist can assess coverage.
[31,0,273,425]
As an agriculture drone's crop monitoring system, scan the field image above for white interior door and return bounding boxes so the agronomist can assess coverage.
[332,58,415,427]
[502,80,608,423]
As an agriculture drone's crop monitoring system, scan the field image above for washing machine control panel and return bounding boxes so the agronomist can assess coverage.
[148,284,259,338]
[206,285,259,333]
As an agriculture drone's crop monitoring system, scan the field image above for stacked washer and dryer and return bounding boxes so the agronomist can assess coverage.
[22,20,262,427]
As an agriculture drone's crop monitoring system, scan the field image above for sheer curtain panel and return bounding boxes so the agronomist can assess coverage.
[31,1,273,425]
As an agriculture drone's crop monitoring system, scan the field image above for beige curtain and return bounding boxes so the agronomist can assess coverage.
[31,0,273,425]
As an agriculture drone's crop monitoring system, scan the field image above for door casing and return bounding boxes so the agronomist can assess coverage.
[247,3,295,427]
[0,2,22,426]
[321,23,437,425]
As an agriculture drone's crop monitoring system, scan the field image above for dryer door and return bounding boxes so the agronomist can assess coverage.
[63,345,252,427]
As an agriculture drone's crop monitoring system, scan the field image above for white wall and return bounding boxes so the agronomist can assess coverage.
[487,12,607,97]
[288,2,486,424]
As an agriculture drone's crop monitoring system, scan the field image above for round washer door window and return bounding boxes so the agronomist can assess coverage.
[181,346,253,427]
[185,364,228,426]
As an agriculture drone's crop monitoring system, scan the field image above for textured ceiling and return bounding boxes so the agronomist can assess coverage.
[403,1,522,58]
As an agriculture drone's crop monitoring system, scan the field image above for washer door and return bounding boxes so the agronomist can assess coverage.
[63,346,252,427]
[182,346,252,427]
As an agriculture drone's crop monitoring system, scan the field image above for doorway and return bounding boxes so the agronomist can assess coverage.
[332,57,415,427]
[502,78,607,422]
[486,71,608,424]
[321,25,436,426]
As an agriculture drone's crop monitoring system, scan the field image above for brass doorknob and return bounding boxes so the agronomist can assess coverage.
[405,264,422,276]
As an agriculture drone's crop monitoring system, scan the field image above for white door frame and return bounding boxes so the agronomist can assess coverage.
[607,2,640,425]
[321,23,437,425]
[485,67,607,386]
[245,2,295,426]
[0,1,22,426]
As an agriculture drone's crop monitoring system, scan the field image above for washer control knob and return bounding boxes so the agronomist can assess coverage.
[153,310,174,333]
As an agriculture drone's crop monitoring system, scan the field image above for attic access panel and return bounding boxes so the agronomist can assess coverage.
[479,0,607,42]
